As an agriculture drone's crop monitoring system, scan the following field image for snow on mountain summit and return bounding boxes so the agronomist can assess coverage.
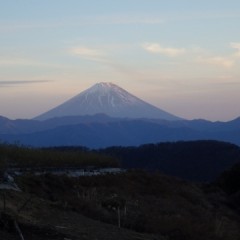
[35,82,182,121]
[78,82,138,106]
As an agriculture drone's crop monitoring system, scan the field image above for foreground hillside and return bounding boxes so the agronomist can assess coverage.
[0,187,162,240]
[1,141,240,239]
[1,171,240,240]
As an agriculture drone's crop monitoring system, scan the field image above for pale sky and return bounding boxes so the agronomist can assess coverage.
[0,0,240,121]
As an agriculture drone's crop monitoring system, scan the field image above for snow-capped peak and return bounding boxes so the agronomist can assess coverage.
[74,82,139,109]
[83,82,119,94]
[35,82,182,121]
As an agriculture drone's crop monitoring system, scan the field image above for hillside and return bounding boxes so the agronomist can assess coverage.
[1,143,240,239]
[99,140,240,182]
[0,143,118,169]
[0,188,163,240]
[1,171,240,240]
[1,140,239,182]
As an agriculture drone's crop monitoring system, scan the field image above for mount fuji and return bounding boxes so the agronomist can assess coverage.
[35,82,181,121]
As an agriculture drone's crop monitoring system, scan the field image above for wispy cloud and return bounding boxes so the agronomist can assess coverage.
[193,42,240,69]
[0,58,35,66]
[198,56,234,69]
[230,42,240,57]
[70,46,107,62]
[142,43,186,57]
[0,57,71,69]
[0,80,51,87]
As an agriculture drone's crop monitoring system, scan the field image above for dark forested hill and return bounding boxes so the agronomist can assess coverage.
[99,140,240,182]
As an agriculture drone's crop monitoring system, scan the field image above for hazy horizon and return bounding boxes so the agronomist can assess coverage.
[1,1,240,121]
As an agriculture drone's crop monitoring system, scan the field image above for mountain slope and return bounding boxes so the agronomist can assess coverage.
[34,82,181,121]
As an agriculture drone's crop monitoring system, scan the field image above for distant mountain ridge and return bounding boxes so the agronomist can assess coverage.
[35,82,181,121]
[0,114,240,148]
